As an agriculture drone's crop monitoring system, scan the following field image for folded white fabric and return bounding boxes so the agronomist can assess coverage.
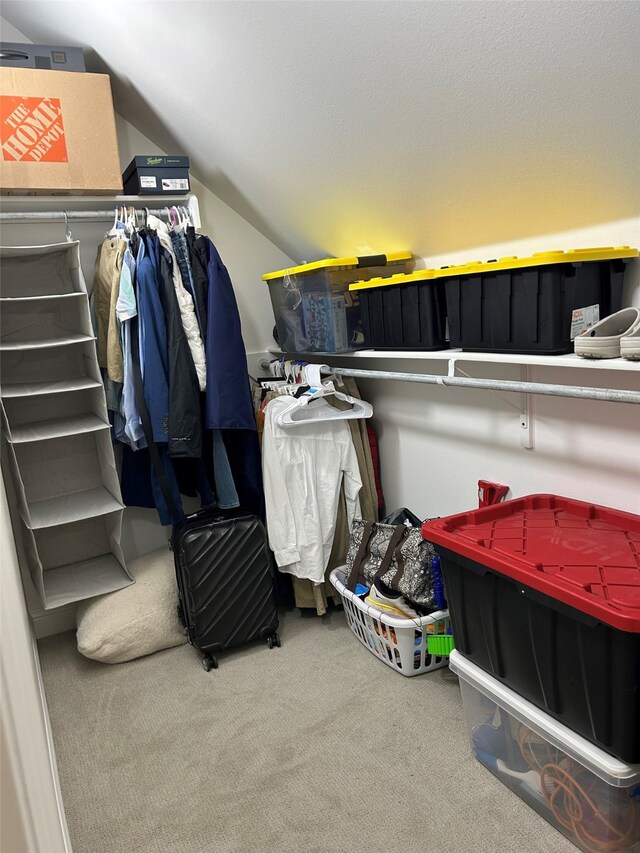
[574,307,640,359]
[77,546,187,664]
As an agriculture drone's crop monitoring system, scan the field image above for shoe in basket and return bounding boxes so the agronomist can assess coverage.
[365,581,420,619]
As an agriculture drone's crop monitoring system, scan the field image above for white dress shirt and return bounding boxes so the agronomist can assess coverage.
[262,396,362,584]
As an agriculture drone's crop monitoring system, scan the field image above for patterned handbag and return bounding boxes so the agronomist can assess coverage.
[345,518,439,609]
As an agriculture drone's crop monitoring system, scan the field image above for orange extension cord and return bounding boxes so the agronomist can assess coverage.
[517,725,639,853]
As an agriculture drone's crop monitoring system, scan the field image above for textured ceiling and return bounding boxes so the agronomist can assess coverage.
[3,1,640,263]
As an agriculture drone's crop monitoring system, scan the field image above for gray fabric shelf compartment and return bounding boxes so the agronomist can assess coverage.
[0,341,102,397]
[0,294,94,350]
[21,511,131,610]
[2,387,108,443]
[0,242,88,298]
[8,430,123,529]
[8,413,109,444]
[0,241,131,609]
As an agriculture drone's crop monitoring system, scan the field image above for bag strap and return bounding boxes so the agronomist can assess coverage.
[371,524,407,584]
[345,521,375,590]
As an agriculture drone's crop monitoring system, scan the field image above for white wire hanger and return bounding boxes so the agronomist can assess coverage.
[275,378,373,427]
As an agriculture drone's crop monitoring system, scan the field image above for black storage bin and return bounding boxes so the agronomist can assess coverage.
[443,249,636,354]
[351,269,449,350]
[423,494,640,763]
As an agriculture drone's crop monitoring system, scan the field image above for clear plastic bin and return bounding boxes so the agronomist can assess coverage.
[263,252,414,353]
[450,650,640,853]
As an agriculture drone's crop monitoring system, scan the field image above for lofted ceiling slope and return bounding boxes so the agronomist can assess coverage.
[2,0,640,264]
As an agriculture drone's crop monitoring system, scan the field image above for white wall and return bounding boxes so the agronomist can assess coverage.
[0,476,71,853]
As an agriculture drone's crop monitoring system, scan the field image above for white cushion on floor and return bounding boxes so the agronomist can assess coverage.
[76,546,187,663]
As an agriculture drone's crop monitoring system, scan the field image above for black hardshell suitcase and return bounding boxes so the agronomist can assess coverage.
[171,509,280,671]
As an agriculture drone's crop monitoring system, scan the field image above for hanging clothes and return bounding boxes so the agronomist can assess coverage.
[147,215,206,390]
[171,229,206,341]
[204,237,256,430]
[93,207,259,527]
[93,236,126,383]
[115,241,145,449]
[290,377,380,613]
[147,228,202,459]
[135,230,170,443]
[186,226,209,335]
[262,395,362,584]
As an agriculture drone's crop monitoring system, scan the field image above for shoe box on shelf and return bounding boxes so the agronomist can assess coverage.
[349,247,638,354]
[422,494,640,763]
[450,650,640,853]
[122,155,190,196]
[262,252,414,354]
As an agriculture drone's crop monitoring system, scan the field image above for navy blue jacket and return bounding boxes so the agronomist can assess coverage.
[136,234,169,443]
[204,237,256,430]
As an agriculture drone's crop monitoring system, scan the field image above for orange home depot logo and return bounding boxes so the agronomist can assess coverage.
[0,96,68,163]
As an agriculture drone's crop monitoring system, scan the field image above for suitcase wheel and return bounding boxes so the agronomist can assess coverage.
[267,633,281,650]
[202,654,218,672]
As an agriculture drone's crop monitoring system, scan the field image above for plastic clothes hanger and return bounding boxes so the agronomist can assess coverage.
[275,380,373,427]
[180,205,191,228]
[107,206,121,237]
[171,206,185,231]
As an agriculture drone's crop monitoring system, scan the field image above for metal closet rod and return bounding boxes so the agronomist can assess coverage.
[258,358,640,405]
[0,207,182,222]
[0,195,201,226]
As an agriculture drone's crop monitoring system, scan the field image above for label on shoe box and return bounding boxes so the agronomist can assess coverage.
[162,178,189,191]
[571,304,599,339]
[140,175,157,188]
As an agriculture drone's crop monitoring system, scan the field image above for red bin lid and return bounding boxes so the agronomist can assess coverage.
[422,494,640,632]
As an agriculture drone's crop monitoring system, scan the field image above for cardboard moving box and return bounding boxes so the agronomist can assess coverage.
[0,67,122,195]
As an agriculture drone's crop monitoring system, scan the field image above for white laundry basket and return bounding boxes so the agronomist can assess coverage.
[329,566,450,677]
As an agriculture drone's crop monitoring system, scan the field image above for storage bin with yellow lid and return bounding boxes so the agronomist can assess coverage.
[443,247,638,355]
[350,268,449,350]
[350,246,638,355]
[262,252,414,353]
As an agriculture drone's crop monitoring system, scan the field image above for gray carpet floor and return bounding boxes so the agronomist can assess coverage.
[38,609,576,853]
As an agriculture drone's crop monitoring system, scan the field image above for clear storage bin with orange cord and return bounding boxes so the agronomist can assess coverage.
[450,650,640,853]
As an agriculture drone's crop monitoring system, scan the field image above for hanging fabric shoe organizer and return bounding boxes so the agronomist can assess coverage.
[0,241,132,610]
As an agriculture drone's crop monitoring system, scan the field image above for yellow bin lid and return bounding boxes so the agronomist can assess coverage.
[262,251,413,282]
[349,246,639,291]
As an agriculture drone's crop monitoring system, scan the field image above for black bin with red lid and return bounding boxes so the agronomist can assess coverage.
[422,494,640,763]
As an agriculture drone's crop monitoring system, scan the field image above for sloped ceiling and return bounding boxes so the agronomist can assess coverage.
[3,1,640,263]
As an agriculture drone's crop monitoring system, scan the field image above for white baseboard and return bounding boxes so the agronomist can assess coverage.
[31,604,77,640]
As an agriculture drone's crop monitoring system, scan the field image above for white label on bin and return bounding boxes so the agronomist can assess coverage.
[162,178,189,190]
[571,304,599,339]
[140,176,157,188]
